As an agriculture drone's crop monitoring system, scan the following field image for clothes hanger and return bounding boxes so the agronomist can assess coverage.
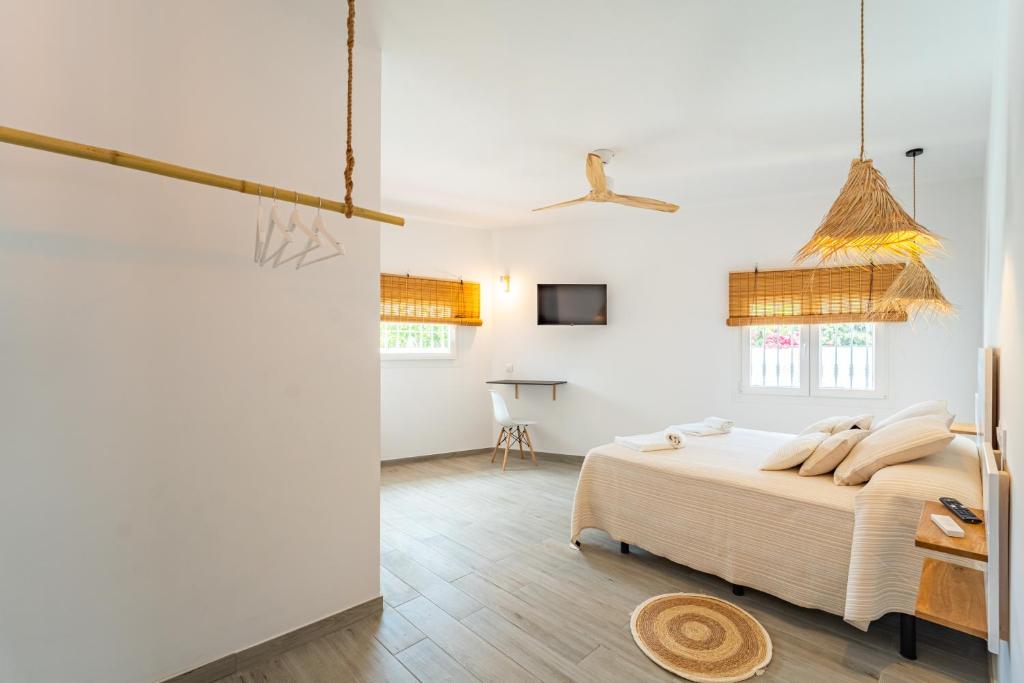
[296,198,346,269]
[272,192,322,268]
[254,184,265,263]
[258,189,291,266]
[291,197,326,268]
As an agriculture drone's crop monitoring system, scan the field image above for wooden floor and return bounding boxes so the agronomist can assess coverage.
[220,454,989,682]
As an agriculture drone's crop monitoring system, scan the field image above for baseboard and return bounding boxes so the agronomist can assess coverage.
[163,595,383,683]
[381,448,584,466]
[533,451,585,465]
[381,447,492,465]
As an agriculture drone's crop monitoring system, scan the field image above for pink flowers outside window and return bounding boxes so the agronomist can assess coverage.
[762,330,800,349]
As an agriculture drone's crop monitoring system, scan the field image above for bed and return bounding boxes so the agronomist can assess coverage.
[570,427,983,629]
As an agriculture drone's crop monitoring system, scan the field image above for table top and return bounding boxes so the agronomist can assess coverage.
[915,500,987,562]
[485,379,567,386]
[950,422,978,436]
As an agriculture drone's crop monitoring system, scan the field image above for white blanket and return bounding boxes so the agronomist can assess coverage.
[614,429,685,452]
[570,429,981,629]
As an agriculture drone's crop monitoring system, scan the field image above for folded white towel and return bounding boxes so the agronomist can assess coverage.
[614,429,686,452]
[664,429,685,447]
[703,416,734,432]
[674,423,724,436]
[671,417,734,436]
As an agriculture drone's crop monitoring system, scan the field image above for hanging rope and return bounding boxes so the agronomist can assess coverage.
[343,0,356,218]
[859,0,865,161]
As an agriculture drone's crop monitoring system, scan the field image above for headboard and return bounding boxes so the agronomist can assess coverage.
[976,347,1009,653]
[975,347,1001,457]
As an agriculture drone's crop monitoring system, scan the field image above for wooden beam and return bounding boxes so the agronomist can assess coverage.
[0,125,404,227]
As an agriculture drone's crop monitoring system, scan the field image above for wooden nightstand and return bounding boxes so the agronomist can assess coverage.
[899,501,987,659]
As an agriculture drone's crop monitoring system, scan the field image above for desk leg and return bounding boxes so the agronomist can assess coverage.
[514,384,519,399]
[552,385,556,400]
[899,614,917,660]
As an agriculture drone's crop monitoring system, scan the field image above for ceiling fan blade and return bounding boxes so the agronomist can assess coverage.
[532,195,590,212]
[608,193,679,213]
[585,153,607,194]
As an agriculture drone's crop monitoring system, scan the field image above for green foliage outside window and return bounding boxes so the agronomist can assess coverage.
[380,322,452,354]
[818,323,873,347]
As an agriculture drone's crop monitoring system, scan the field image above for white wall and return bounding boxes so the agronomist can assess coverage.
[490,178,985,455]
[0,3,381,682]
[984,0,1023,679]
[380,219,495,460]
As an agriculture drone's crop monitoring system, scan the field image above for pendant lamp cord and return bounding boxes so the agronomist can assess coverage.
[912,153,917,219]
[859,0,865,161]
[867,260,875,311]
[343,0,356,218]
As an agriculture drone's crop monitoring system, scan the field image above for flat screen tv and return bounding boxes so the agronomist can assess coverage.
[537,284,607,325]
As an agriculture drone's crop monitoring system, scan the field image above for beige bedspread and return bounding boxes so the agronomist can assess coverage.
[569,428,982,629]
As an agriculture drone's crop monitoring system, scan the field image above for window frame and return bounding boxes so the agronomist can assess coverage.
[379,322,458,361]
[809,323,888,399]
[739,323,888,399]
[739,324,810,397]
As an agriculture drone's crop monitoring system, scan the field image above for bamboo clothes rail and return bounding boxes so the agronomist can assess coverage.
[0,125,405,227]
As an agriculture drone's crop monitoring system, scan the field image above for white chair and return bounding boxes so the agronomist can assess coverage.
[489,390,537,471]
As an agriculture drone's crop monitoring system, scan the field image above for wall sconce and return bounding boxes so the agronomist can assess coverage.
[499,274,511,293]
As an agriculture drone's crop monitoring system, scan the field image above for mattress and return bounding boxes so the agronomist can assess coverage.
[570,428,982,628]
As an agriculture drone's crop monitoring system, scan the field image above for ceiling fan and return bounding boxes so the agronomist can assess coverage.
[533,149,679,213]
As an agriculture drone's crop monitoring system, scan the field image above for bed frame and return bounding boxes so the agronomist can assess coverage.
[607,347,1011,659]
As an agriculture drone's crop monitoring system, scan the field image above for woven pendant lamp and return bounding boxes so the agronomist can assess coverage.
[871,256,953,318]
[795,0,943,264]
[871,149,954,319]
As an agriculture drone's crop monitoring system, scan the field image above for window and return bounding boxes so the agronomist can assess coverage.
[814,323,876,393]
[741,323,885,397]
[742,324,807,395]
[379,322,455,359]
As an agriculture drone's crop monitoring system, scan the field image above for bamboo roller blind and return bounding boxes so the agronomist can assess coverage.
[380,273,482,326]
[726,264,908,326]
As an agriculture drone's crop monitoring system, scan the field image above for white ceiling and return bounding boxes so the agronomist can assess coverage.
[372,0,996,229]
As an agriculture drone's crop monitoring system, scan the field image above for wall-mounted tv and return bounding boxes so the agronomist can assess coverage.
[537,284,607,325]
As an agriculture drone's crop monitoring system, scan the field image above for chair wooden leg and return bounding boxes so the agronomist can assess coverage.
[523,427,538,466]
[517,426,526,459]
[491,428,506,463]
[501,435,511,471]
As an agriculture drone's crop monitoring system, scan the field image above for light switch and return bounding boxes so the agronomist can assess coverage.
[505,363,514,374]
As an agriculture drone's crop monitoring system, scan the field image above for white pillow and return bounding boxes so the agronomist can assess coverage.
[834,414,874,432]
[874,400,954,431]
[799,416,848,436]
[761,432,829,471]
[833,415,954,485]
[799,428,870,476]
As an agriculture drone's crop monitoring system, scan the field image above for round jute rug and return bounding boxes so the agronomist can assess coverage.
[630,593,772,682]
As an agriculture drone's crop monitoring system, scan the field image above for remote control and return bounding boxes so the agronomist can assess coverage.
[939,497,982,524]
[931,514,965,538]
